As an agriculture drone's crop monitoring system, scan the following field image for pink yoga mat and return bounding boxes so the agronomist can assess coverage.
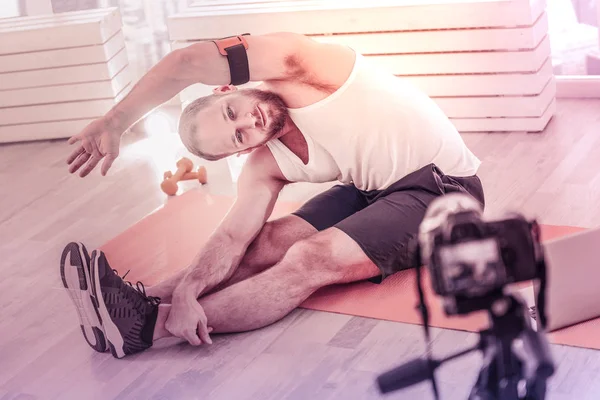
[100,190,596,349]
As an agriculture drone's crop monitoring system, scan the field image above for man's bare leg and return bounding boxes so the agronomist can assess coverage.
[146,215,316,301]
[153,227,380,340]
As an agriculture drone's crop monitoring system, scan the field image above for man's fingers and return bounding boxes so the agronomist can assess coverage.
[67,134,81,145]
[79,154,101,177]
[185,329,202,346]
[101,154,117,176]
[69,152,91,174]
[167,327,201,346]
[197,322,212,344]
[67,146,84,164]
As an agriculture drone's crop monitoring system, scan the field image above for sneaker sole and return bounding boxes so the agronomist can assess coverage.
[90,250,126,359]
[60,242,108,352]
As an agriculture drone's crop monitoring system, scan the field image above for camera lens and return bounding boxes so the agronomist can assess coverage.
[452,223,479,241]
[502,247,517,267]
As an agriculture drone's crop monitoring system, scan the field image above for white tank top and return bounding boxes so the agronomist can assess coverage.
[265,51,481,191]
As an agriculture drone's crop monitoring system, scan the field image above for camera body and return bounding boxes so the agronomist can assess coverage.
[418,193,543,315]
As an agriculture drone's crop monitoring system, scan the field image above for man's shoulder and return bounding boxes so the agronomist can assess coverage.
[242,145,288,183]
[248,32,356,95]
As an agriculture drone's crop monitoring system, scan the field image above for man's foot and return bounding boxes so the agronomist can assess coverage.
[90,250,161,359]
[60,242,108,352]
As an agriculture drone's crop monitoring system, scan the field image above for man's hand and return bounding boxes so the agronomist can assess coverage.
[66,117,122,177]
[165,297,213,346]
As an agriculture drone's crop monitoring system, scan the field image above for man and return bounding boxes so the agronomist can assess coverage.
[61,32,484,359]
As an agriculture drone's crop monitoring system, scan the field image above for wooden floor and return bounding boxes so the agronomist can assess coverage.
[1,98,600,400]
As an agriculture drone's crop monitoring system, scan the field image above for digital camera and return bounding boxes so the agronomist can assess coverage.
[377,194,554,400]
[418,193,544,315]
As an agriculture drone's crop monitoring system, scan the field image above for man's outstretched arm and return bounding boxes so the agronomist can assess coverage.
[165,147,287,344]
[105,32,314,132]
[67,32,328,176]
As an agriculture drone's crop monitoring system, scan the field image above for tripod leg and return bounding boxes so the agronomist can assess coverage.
[469,368,495,400]
[526,378,547,400]
[469,337,498,400]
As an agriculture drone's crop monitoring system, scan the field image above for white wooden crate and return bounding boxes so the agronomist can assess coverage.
[0,8,131,143]
[0,30,125,74]
[303,12,550,54]
[0,47,129,91]
[188,0,304,6]
[366,35,551,75]
[0,119,97,143]
[169,0,546,39]
[168,0,555,133]
[433,79,556,118]
[0,68,131,108]
[453,98,556,133]
[0,8,123,54]
[177,1,550,54]
[0,96,128,126]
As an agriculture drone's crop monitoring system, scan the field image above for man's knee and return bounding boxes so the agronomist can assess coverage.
[285,235,331,266]
[280,227,382,288]
[246,220,277,254]
[280,232,342,288]
[242,220,281,271]
[243,216,316,272]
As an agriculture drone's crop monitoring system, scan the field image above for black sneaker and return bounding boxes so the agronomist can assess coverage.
[60,242,108,352]
[90,249,161,359]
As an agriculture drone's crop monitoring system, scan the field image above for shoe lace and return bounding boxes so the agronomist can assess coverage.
[113,269,161,311]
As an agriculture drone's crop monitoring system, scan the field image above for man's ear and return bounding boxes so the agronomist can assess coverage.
[213,85,237,95]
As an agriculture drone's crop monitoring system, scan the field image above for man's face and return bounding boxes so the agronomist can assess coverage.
[194,87,288,157]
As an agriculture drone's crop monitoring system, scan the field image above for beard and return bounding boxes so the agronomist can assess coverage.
[244,88,288,138]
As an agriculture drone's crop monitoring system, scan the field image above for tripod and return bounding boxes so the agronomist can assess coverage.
[468,294,554,400]
[377,293,555,400]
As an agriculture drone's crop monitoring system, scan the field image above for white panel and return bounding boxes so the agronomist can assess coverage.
[0,7,118,27]
[407,57,553,97]
[0,31,125,74]
[188,0,306,6]
[0,8,122,54]
[0,96,126,126]
[171,14,548,54]
[188,0,328,10]
[366,35,551,75]
[184,0,548,21]
[0,47,129,91]
[0,67,131,108]
[168,0,544,40]
[0,119,95,143]
[434,79,555,118]
[309,13,549,54]
[450,99,556,132]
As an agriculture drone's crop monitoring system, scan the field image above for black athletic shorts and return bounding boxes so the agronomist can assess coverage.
[292,163,485,281]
